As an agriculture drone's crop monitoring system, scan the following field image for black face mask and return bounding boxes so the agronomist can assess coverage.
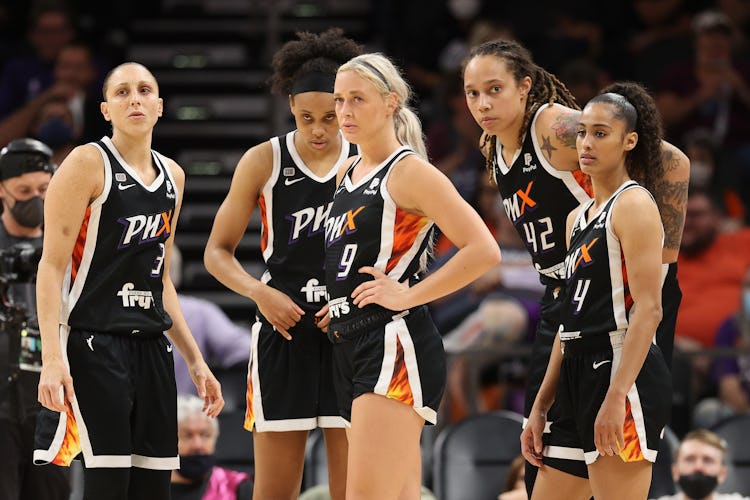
[678,472,719,499]
[5,193,44,228]
[177,454,216,481]
[37,117,73,149]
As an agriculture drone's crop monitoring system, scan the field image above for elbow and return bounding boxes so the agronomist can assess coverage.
[485,241,502,268]
[203,244,218,277]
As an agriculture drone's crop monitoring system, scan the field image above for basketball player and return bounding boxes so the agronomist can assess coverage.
[204,29,361,500]
[327,53,501,499]
[462,40,689,494]
[522,83,672,500]
[34,62,224,500]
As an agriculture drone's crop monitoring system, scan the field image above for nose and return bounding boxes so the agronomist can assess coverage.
[478,93,491,111]
[338,100,352,118]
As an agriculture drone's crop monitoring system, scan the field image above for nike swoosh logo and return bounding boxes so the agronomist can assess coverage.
[284,177,305,186]
[118,183,136,190]
[593,360,611,370]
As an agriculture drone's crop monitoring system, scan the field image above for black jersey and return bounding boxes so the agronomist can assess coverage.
[493,103,592,285]
[62,137,176,334]
[259,131,357,313]
[324,147,434,327]
[559,181,663,341]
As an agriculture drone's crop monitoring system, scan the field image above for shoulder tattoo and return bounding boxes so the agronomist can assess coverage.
[551,113,579,150]
[540,135,557,160]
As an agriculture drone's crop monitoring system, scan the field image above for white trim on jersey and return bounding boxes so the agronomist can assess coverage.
[60,142,111,323]
[373,317,437,424]
[285,130,349,183]
[493,136,523,176]
[605,203,628,331]
[261,137,282,263]
[342,146,410,192]
[378,159,434,280]
[154,151,179,206]
[101,137,164,192]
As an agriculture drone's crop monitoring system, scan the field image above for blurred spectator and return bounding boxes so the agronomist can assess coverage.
[32,98,76,166]
[426,72,484,201]
[170,246,252,396]
[655,10,750,151]
[171,394,252,500]
[498,455,528,500]
[675,188,750,349]
[559,58,607,107]
[0,41,103,148]
[692,266,750,430]
[650,429,749,500]
[0,4,75,118]
[683,130,744,230]
[626,0,693,87]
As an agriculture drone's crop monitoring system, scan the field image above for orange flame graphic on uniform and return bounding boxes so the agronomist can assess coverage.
[618,399,645,462]
[243,364,255,432]
[258,194,268,255]
[52,405,81,466]
[386,209,429,274]
[573,170,594,197]
[386,338,414,406]
[70,207,91,285]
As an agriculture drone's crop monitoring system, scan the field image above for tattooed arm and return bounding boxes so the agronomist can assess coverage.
[535,104,581,171]
[654,141,690,264]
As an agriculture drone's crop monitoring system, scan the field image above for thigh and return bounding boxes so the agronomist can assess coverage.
[131,335,178,467]
[252,430,308,498]
[348,393,424,500]
[530,465,591,500]
[588,455,652,500]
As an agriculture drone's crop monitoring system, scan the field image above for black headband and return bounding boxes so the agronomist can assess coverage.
[291,71,336,95]
[357,60,389,90]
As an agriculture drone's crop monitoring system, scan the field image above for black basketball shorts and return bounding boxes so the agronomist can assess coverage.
[244,314,346,432]
[34,326,178,469]
[331,306,446,424]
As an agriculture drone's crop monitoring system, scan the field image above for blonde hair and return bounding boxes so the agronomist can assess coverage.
[338,53,427,160]
[677,429,728,464]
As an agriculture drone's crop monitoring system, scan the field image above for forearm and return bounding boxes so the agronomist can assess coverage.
[405,241,501,309]
[608,306,662,397]
[532,334,563,413]
[204,245,265,301]
[36,261,65,363]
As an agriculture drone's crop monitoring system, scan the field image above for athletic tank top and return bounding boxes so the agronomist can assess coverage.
[558,181,662,340]
[493,103,592,285]
[324,147,434,327]
[62,137,176,334]
[259,131,357,313]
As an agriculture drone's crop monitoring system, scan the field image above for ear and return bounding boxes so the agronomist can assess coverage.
[624,131,638,151]
[519,76,532,98]
[100,101,111,122]
[718,464,728,484]
[157,97,163,118]
[671,463,679,482]
[385,91,398,115]
[288,94,295,113]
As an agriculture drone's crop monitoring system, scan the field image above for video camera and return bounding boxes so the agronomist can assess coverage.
[0,242,43,284]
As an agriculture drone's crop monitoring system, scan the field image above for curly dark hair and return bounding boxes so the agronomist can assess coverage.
[269,28,362,95]
[591,82,664,194]
[463,39,579,178]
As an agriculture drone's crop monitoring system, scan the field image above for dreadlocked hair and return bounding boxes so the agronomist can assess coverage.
[593,82,664,194]
[464,39,579,181]
[269,28,362,95]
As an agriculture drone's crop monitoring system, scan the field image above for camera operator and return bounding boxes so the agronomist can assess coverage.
[0,138,69,499]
